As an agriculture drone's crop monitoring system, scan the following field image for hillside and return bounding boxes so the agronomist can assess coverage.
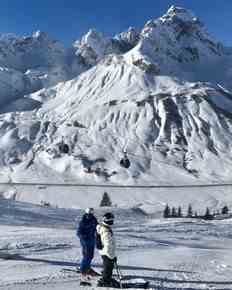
[0,6,232,192]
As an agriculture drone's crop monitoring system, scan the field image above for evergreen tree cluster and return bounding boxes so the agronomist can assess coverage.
[100,192,112,207]
[163,204,230,220]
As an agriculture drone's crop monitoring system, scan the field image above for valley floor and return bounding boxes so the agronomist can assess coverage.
[0,200,232,290]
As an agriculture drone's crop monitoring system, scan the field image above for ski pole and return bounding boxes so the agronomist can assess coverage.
[115,261,123,289]
[117,262,123,280]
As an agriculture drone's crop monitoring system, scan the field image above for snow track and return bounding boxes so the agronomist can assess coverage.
[0,200,232,289]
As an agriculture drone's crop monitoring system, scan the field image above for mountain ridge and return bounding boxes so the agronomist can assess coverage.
[0,6,232,191]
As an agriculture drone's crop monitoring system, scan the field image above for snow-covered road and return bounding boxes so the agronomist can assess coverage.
[0,199,232,289]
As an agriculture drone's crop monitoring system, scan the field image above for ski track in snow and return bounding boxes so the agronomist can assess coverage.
[0,200,232,289]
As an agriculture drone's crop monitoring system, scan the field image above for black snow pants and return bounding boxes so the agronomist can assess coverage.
[102,255,114,281]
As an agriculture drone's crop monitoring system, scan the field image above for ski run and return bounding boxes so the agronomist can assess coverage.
[0,198,232,289]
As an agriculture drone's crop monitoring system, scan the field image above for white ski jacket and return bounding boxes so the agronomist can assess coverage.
[96,223,116,259]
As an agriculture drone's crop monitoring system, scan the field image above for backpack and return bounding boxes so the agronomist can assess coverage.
[95,232,103,250]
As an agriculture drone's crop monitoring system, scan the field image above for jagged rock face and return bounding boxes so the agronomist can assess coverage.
[141,6,223,59]
[73,29,109,66]
[127,6,232,87]
[72,28,140,68]
[0,31,93,109]
[116,27,140,48]
[0,31,71,106]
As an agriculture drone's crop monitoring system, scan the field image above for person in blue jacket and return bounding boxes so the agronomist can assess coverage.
[77,208,98,276]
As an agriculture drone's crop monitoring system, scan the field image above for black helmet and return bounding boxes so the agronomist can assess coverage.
[103,212,114,225]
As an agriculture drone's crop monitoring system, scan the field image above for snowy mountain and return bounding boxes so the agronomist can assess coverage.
[0,31,69,110]
[0,28,139,110]
[0,6,232,191]
[28,56,232,183]
[0,31,66,71]
[127,6,232,87]
[72,27,139,69]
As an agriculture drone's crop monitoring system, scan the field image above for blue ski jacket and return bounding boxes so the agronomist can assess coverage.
[77,213,98,245]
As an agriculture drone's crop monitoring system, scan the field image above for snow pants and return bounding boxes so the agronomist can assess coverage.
[80,239,95,273]
[102,255,114,282]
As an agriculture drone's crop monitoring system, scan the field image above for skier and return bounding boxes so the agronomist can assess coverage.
[96,212,120,287]
[77,208,98,277]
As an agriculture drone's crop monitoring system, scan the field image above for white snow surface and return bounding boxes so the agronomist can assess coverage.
[0,198,232,289]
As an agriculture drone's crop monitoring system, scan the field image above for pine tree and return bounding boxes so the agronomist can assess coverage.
[177,206,183,218]
[205,207,209,218]
[204,207,213,220]
[171,207,177,217]
[100,192,112,207]
[221,205,229,215]
[163,204,171,218]
[187,204,193,217]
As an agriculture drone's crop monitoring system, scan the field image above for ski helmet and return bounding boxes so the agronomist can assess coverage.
[85,208,94,214]
[103,212,114,225]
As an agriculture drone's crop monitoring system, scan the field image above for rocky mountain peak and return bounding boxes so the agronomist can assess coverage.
[142,5,203,36]
[32,31,50,41]
[73,29,109,66]
[135,5,224,73]
[116,27,140,47]
[74,29,108,51]
[163,5,199,23]
[83,29,105,43]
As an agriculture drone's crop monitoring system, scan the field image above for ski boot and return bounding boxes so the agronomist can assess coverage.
[80,272,91,286]
[97,277,120,288]
[86,267,101,277]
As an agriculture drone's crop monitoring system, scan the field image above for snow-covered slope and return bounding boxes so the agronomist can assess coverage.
[22,55,230,184]
[0,6,232,191]
[0,200,232,289]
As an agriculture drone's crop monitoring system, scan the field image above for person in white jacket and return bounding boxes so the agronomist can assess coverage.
[96,212,119,287]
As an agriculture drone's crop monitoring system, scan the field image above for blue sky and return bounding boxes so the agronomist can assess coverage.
[0,0,231,46]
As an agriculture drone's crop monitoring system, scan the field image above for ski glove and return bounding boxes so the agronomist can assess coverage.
[113,257,117,263]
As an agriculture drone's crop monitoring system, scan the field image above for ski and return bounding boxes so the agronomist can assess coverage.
[77,277,150,289]
[61,267,81,273]
[121,281,150,289]
[96,278,150,289]
[82,282,150,289]
[96,281,150,289]
[80,280,92,286]
[61,268,149,288]
[61,267,101,276]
